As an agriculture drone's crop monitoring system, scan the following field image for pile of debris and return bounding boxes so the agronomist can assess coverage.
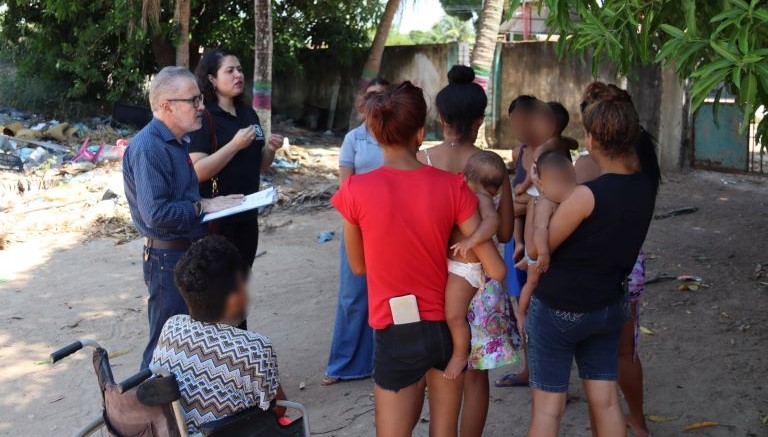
[0,105,132,174]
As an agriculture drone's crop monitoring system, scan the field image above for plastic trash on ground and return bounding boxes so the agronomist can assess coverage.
[317,231,335,243]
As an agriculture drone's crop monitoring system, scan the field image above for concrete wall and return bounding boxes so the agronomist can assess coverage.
[491,42,617,148]
[272,41,686,170]
[272,44,458,138]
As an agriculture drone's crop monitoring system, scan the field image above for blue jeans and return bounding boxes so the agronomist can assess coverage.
[525,295,627,393]
[504,241,527,298]
[325,236,374,380]
[140,247,188,370]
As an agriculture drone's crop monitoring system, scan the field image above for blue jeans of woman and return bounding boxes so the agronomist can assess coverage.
[325,235,374,380]
[140,247,188,370]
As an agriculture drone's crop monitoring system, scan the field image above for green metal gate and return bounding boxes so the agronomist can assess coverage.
[693,101,765,174]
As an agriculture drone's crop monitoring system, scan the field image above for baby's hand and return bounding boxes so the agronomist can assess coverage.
[536,253,551,274]
[451,238,476,259]
[515,258,529,271]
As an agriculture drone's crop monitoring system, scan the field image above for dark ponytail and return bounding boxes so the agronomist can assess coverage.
[637,128,661,197]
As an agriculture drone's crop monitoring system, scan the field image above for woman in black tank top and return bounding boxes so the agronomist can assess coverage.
[522,82,659,437]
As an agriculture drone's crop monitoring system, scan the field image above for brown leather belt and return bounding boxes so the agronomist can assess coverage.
[144,238,191,251]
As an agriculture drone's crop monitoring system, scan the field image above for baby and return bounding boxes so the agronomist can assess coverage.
[514,101,576,198]
[516,150,576,323]
[444,151,508,379]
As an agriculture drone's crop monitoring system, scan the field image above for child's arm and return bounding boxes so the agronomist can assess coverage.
[456,210,506,282]
[512,216,524,262]
[451,192,498,258]
[496,174,514,243]
[532,198,557,274]
[514,172,533,196]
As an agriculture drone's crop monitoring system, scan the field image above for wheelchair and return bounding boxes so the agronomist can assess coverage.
[50,340,310,437]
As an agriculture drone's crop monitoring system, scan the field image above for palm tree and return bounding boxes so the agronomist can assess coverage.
[348,0,402,128]
[470,0,504,146]
[140,0,191,67]
[253,0,273,136]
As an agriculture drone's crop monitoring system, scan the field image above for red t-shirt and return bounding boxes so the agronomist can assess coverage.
[331,165,478,329]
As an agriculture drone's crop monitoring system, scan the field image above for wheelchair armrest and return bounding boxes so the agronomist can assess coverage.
[136,374,181,406]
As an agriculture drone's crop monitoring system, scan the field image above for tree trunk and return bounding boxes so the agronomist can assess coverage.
[347,0,401,129]
[174,0,191,67]
[253,0,273,137]
[470,0,504,147]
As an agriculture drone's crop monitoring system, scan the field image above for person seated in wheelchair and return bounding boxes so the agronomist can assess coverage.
[151,236,288,434]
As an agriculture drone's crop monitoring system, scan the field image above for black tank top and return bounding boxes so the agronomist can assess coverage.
[536,173,655,312]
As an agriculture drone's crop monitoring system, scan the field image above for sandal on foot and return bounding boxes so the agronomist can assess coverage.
[321,376,340,386]
[494,373,529,388]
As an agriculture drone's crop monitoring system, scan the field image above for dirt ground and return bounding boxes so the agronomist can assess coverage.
[0,148,766,435]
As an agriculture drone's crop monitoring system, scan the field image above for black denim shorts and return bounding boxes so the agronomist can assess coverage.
[373,320,453,392]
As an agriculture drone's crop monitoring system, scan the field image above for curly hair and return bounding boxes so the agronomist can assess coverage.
[174,236,247,322]
[581,82,639,158]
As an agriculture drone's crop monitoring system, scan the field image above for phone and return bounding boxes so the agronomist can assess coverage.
[389,295,421,325]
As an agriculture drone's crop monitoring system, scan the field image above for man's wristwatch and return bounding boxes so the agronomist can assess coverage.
[194,200,204,218]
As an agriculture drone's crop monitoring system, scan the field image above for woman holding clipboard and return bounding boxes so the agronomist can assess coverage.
[189,48,283,271]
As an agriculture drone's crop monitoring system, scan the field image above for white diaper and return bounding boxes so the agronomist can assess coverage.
[526,185,540,197]
[448,259,486,289]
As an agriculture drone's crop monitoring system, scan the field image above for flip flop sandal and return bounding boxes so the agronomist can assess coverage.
[321,375,340,386]
[494,373,529,388]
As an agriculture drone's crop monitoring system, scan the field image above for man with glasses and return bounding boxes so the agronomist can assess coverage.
[123,66,245,370]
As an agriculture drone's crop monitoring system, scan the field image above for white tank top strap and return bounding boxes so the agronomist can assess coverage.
[423,147,433,166]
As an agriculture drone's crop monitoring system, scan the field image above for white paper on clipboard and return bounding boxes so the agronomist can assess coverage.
[202,187,278,223]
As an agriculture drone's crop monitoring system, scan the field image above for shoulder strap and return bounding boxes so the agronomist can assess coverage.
[423,148,432,166]
[204,109,218,154]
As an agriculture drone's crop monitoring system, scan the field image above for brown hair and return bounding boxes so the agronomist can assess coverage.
[581,81,639,157]
[363,81,427,147]
[465,151,507,190]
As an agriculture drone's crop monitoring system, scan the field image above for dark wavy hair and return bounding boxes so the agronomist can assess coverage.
[174,236,248,323]
[436,65,487,141]
[194,48,249,108]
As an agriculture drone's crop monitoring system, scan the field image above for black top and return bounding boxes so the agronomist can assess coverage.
[536,173,656,312]
[189,101,265,221]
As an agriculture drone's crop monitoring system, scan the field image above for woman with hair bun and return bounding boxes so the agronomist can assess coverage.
[419,65,520,437]
[574,82,661,437]
[332,81,498,436]
[521,81,658,436]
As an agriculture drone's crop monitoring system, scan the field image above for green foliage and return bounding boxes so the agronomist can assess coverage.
[273,0,383,74]
[0,0,153,109]
[0,0,385,109]
[388,15,475,46]
[542,0,768,148]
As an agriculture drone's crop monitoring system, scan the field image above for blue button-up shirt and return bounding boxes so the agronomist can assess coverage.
[123,118,205,241]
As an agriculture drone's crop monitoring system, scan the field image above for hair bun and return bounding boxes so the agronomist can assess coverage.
[447,65,475,85]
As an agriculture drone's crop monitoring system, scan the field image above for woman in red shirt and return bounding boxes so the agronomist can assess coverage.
[332,82,503,437]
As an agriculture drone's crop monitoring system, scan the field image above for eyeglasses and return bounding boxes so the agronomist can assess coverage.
[168,94,204,108]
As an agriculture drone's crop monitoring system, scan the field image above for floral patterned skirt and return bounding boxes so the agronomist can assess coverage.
[467,278,523,370]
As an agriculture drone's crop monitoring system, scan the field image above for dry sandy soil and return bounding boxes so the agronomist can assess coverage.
[0,151,766,436]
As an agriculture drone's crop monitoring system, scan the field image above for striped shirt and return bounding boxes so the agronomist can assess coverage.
[151,315,280,433]
[123,118,205,241]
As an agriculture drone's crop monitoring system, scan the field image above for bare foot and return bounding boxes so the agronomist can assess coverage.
[443,355,467,380]
[627,417,650,437]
